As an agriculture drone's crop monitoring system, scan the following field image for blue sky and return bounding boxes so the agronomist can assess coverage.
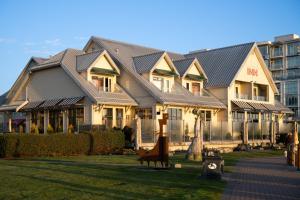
[0,0,299,94]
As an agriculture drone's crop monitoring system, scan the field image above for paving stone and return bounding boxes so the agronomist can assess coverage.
[222,156,300,200]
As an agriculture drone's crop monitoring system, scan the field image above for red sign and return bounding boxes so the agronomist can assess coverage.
[247,68,258,76]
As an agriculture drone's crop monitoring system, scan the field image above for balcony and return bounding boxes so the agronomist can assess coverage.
[253,96,267,101]
[235,93,249,100]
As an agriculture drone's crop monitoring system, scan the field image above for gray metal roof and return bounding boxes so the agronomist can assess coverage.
[133,51,165,74]
[185,42,255,88]
[60,49,138,106]
[0,92,8,106]
[173,57,195,76]
[76,50,104,72]
[88,36,226,108]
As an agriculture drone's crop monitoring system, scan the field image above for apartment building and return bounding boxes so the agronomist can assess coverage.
[258,34,300,119]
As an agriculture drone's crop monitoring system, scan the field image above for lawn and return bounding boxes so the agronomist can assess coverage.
[0,150,283,200]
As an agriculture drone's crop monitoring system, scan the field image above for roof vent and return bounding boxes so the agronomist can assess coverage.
[189,49,210,54]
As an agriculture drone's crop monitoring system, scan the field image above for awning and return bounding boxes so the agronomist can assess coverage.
[59,96,84,107]
[39,98,63,109]
[153,69,178,76]
[247,102,268,111]
[0,104,19,112]
[185,74,206,81]
[275,101,294,114]
[262,103,281,112]
[90,68,119,76]
[232,100,253,111]
[21,101,44,111]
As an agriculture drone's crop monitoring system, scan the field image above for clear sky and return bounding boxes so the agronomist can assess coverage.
[0,0,299,94]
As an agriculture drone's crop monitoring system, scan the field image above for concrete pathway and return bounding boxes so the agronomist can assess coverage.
[222,156,300,200]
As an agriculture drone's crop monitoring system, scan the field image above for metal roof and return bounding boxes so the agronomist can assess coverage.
[133,51,165,74]
[59,96,84,107]
[232,100,253,110]
[76,50,104,72]
[61,49,138,106]
[89,36,226,108]
[173,58,195,76]
[185,43,255,88]
[248,102,268,111]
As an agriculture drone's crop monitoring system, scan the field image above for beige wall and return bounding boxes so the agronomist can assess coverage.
[90,54,114,70]
[155,57,172,71]
[27,67,85,101]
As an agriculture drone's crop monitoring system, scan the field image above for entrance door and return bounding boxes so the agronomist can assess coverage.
[103,108,113,128]
[167,108,183,143]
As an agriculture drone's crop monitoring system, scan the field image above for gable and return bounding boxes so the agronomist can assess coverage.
[235,51,269,85]
[154,57,172,71]
[187,63,201,76]
[90,54,114,71]
[27,67,84,101]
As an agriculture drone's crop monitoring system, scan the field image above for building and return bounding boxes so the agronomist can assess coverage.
[258,34,300,119]
[0,37,292,149]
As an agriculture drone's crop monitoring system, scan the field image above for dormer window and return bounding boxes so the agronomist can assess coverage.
[192,82,201,96]
[153,76,171,93]
[92,76,112,92]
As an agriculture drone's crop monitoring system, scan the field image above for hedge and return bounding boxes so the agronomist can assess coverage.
[0,130,125,158]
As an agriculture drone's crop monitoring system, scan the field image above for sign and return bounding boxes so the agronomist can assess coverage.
[247,68,258,76]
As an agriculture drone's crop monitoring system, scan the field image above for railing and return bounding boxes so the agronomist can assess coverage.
[235,93,249,100]
[274,73,300,80]
[253,96,267,101]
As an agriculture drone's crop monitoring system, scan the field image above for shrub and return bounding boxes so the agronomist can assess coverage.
[47,124,54,134]
[16,134,90,157]
[91,130,125,154]
[0,134,19,157]
[0,129,124,158]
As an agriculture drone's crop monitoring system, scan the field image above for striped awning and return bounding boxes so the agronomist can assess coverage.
[262,103,281,112]
[21,101,44,111]
[232,100,253,110]
[0,104,19,112]
[59,96,84,107]
[248,102,268,111]
[39,98,63,109]
[275,101,294,114]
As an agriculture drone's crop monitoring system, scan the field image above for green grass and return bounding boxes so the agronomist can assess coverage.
[0,150,283,200]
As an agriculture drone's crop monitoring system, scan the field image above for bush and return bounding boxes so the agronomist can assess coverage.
[0,129,125,158]
[91,130,125,154]
[0,134,19,157]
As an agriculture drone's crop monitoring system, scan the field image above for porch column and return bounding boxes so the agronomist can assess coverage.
[63,110,69,134]
[270,113,275,144]
[243,111,248,144]
[44,110,49,134]
[258,112,262,140]
[112,108,116,128]
[25,112,31,134]
[7,113,12,133]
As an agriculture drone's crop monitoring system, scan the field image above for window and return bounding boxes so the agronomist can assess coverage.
[186,82,190,90]
[164,79,170,93]
[153,77,163,91]
[104,77,111,92]
[253,87,258,97]
[136,109,152,119]
[92,76,112,92]
[192,82,201,95]
[287,56,300,69]
[167,108,182,120]
[259,46,269,57]
[287,42,300,56]
[103,108,113,128]
[286,95,298,107]
[271,46,283,57]
[270,59,283,69]
[235,86,239,98]
[287,69,300,79]
[285,81,298,94]
[153,76,171,92]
